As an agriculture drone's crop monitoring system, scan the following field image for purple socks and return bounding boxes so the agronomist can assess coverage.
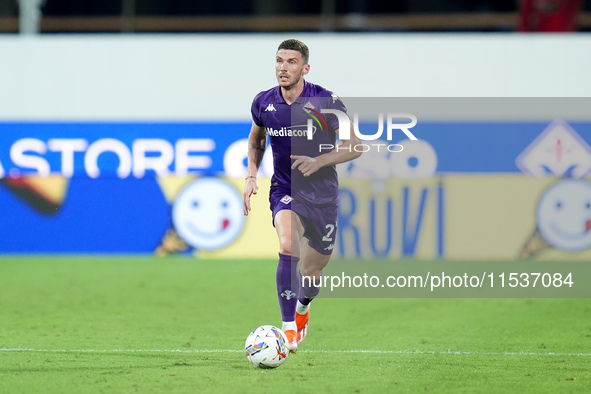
[276,253,300,322]
[299,274,320,306]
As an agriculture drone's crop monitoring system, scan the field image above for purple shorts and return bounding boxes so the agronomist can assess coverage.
[270,189,338,255]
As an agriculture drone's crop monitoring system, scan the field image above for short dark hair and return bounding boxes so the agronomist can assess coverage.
[277,39,309,64]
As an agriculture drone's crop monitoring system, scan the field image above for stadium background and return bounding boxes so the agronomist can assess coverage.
[1,1,591,261]
[2,2,591,393]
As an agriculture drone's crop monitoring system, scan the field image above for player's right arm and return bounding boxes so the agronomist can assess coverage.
[243,122,267,216]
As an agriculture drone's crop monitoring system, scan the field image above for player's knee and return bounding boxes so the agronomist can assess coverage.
[300,266,322,279]
[278,235,297,256]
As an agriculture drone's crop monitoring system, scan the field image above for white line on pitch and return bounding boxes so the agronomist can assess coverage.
[1,348,590,356]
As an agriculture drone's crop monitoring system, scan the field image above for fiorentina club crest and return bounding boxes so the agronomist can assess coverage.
[302,101,315,113]
[516,120,591,178]
[281,290,296,300]
[280,195,293,204]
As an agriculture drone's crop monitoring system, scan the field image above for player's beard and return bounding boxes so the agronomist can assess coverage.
[278,72,303,91]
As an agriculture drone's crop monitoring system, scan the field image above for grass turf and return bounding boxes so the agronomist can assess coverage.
[0,257,590,393]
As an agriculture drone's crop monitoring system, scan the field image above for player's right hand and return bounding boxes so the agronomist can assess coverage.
[243,177,258,216]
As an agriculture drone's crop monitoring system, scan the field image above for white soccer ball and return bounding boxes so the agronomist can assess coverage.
[244,325,289,369]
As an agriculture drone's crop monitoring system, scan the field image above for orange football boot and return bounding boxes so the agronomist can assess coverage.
[296,310,309,345]
[283,329,298,353]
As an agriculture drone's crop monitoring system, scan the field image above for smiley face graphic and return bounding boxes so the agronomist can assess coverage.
[537,179,591,252]
[172,178,245,250]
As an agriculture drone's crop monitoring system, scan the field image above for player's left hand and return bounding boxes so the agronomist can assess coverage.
[291,155,321,177]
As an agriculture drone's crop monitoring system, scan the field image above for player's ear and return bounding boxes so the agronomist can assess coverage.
[303,64,310,75]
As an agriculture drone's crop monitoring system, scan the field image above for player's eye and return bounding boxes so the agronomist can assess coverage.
[192,200,199,208]
[586,202,591,209]
[555,201,562,209]
[221,201,228,208]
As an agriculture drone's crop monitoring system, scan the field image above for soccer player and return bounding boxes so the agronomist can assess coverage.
[243,39,361,352]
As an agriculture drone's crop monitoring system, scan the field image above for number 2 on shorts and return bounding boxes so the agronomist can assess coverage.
[322,224,335,242]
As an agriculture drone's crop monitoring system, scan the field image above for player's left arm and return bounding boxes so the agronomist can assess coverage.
[291,122,361,177]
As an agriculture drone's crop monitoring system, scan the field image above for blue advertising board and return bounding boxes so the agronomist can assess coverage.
[1,120,590,254]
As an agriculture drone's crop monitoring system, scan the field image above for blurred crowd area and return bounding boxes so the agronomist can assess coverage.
[1,0,590,32]
[7,0,519,15]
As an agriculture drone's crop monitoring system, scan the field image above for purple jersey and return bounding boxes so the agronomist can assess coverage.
[251,80,347,206]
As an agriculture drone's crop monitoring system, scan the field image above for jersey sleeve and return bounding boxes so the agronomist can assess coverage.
[251,93,264,127]
[327,92,348,132]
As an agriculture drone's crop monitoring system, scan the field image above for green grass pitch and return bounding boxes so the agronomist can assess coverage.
[0,257,590,393]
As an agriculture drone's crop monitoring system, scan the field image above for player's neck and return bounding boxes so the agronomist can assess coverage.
[281,79,305,105]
